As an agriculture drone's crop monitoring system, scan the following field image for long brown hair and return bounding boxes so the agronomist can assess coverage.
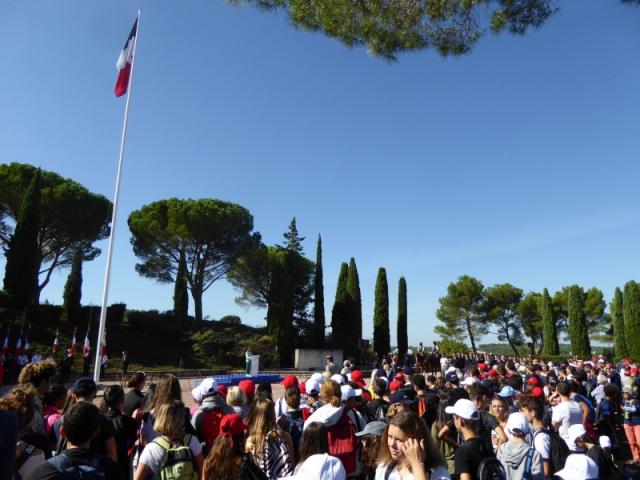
[245,398,277,459]
[147,374,181,411]
[378,412,445,471]
[299,422,328,464]
[320,380,341,407]
[203,434,244,480]
[360,434,381,471]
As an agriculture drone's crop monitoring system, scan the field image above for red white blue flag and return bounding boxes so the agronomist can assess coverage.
[114,18,138,97]
[1,329,8,358]
[53,330,60,354]
[82,329,91,358]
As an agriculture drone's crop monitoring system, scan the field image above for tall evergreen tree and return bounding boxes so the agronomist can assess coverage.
[62,250,83,324]
[397,277,408,361]
[331,262,349,354]
[173,250,189,320]
[313,235,325,347]
[3,169,41,310]
[567,285,590,357]
[611,287,627,358]
[541,288,559,355]
[623,281,640,358]
[373,267,390,358]
[346,257,362,358]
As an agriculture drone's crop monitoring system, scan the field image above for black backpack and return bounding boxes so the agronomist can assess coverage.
[477,457,506,480]
[533,427,569,474]
[45,453,109,479]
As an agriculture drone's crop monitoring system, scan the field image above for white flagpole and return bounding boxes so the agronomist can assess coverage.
[94,10,141,383]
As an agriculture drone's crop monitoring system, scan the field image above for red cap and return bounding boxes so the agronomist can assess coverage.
[527,377,541,386]
[281,375,298,389]
[238,379,255,398]
[633,367,639,376]
[217,384,228,398]
[389,380,402,393]
[478,363,488,371]
[488,370,498,377]
[351,370,366,388]
[395,372,405,381]
[298,381,306,394]
[531,387,545,398]
[220,414,248,438]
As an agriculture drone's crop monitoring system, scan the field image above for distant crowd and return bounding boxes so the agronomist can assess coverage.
[1,348,639,480]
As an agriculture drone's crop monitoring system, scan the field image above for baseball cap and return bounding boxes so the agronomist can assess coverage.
[310,372,325,382]
[389,390,416,405]
[506,412,530,436]
[462,377,477,387]
[478,362,488,371]
[281,375,298,389]
[567,423,587,450]
[331,374,345,385]
[219,413,248,438]
[350,370,366,388]
[531,387,545,398]
[599,436,612,449]
[445,399,479,421]
[217,384,228,398]
[389,380,402,393]
[527,376,541,386]
[305,378,321,395]
[497,386,515,398]
[192,377,219,403]
[340,385,356,402]
[286,453,346,480]
[445,371,459,384]
[554,454,598,480]
[355,421,387,437]
[238,379,255,398]
[72,377,97,394]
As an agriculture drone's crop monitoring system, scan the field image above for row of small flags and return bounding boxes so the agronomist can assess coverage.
[1,326,106,359]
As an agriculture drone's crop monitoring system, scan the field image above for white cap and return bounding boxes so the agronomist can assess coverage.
[599,435,612,449]
[340,385,356,401]
[445,366,456,374]
[567,423,587,450]
[287,453,346,480]
[462,377,477,386]
[506,412,530,436]
[310,372,325,382]
[445,399,479,421]
[192,377,218,403]
[555,454,598,480]
[305,378,321,395]
[331,374,345,385]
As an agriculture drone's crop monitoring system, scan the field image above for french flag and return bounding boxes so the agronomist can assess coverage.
[53,330,59,354]
[15,336,22,357]
[114,18,138,97]
[1,329,8,358]
[70,327,77,354]
[82,331,91,358]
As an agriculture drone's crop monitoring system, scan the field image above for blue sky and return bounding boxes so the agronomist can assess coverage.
[0,1,639,347]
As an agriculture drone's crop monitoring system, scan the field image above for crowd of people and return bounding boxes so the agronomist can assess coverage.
[1,351,639,480]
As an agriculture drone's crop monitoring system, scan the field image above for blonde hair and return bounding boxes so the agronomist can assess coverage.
[18,360,56,387]
[245,398,278,459]
[153,400,186,438]
[226,386,247,407]
[320,380,341,407]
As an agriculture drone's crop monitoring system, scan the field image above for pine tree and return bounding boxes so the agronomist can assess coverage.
[3,169,41,310]
[611,287,627,358]
[313,235,325,347]
[567,285,590,357]
[173,250,189,320]
[541,288,558,355]
[346,257,362,358]
[373,267,390,358]
[623,281,640,358]
[331,262,349,354]
[397,277,408,361]
[62,250,83,324]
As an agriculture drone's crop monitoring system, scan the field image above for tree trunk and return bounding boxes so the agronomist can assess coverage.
[192,287,203,322]
[465,317,477,353]
[505,331,519,356]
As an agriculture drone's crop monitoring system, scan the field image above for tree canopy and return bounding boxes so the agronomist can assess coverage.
[0,163,111,301]
[128,198,260,322]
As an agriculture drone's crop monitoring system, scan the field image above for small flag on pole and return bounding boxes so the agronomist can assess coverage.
[15,336,22,357]
[82,328,91,358]
[23,334,30,353]
[53,330,60,354]
[114,18,138,97]
[1,328,9,358]
[70,327,77,354]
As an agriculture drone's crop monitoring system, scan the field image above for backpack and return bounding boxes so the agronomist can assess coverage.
[279,410,304,461]
[153,434,198,480]
[533,427,569,474]
[477,457,506,480]
[46,452,108,479]
[238,452,269,480]
[197,408,224,447]
[326,412,358,475]
[374,404,388,422]
[522,447,535,480]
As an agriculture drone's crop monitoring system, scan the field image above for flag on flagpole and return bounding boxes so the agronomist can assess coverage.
[114,18,138,97]
[70,327,77,354]
[23,334,30,353]
[53,330,60,354]
[1,328,9,358]
[82,329,91,358]
[15,336,22,357]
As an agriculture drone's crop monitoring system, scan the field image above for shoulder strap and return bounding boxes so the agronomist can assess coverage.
[47,453,75,472]
[524,447,535,479]
[154,436,171,450]
[384,462,397,480]
[182,433,192,447]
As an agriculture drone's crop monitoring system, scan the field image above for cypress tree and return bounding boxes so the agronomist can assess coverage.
[173,250,189,320]
[541,288,559,355]
[623,281,640,358]
[611,287,627,358]
[346,257,362,358]
[62,251,83,324]
[331,262,349,354]
[567,285,590,357]
[397,277,408,361]
[373,267,390,358]
[3,169,41,310]
[313,235,325,347]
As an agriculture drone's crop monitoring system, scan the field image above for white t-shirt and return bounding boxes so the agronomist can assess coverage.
[139,435,202,474]
[532,429,551,461]
[374,463,450,480]
[552,400,583,444]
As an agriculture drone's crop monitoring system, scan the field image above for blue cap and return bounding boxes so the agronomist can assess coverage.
[445,371,459,384]
[498,386,516,398]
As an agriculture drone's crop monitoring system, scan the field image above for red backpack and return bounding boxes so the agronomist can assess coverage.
[326,412,358,475]
[198,409,224,446]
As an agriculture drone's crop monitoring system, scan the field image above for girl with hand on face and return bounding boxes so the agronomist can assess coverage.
[375,412,450,480]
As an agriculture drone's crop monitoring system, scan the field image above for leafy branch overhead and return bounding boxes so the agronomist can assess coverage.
[231,0,558,59]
